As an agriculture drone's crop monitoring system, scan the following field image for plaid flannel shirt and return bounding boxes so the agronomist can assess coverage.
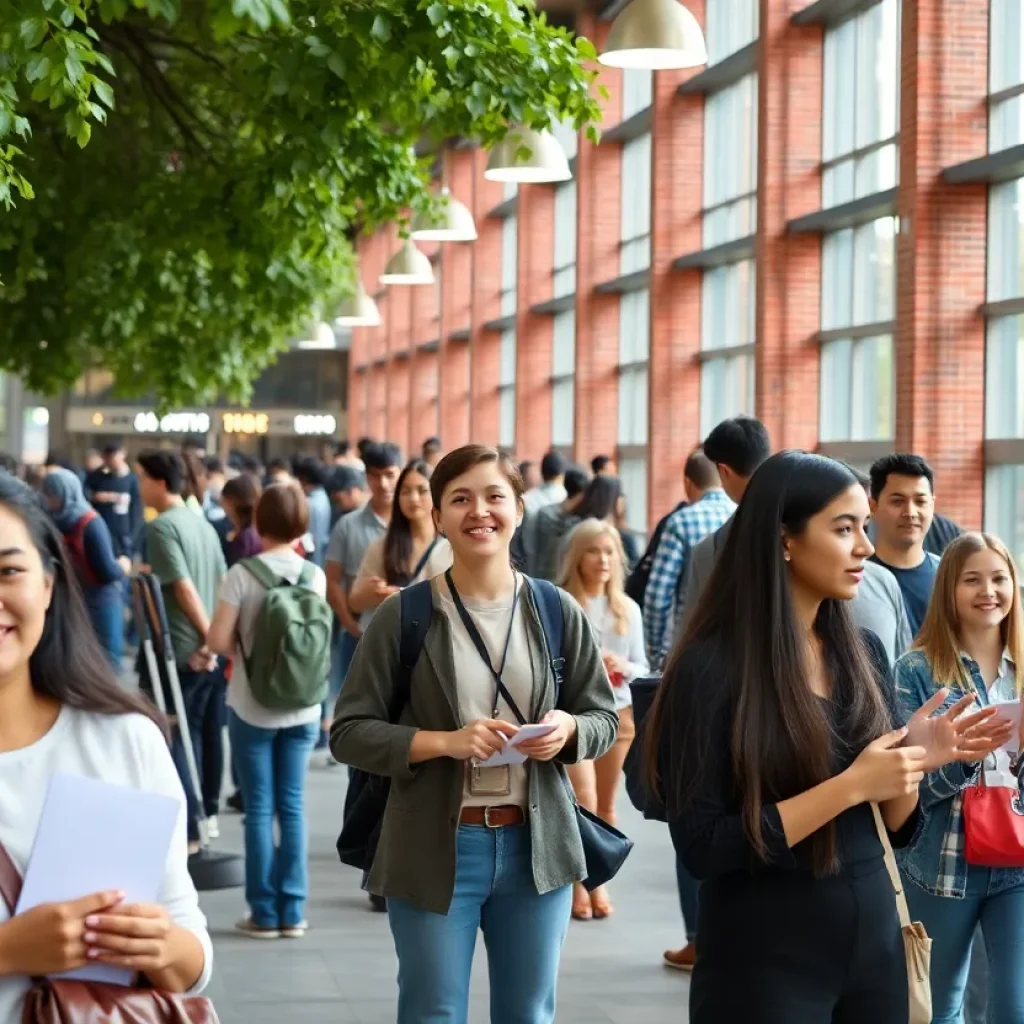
[643,489,735,666]
[895,648,1023,899]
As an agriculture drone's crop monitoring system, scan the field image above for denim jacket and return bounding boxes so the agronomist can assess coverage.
[895,648,1024,898]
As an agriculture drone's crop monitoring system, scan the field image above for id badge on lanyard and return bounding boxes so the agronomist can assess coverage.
[446,570,525,798]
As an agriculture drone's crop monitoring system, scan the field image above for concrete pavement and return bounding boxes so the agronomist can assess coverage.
[197,757,690,1023]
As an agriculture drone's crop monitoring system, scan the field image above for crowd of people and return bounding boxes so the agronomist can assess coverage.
[0,417,1020,1024]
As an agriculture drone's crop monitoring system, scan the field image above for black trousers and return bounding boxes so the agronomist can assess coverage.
[691,861,909,1024]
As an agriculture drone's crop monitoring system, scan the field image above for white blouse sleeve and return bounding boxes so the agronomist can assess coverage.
[623,598,651,683]
[136,717,213,995]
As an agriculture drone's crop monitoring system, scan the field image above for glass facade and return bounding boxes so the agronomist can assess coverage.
[990,0,1024,151]
[498,213,518,449]
[821,0,899,208]
[705,0,759,66]
[819,218,896,442]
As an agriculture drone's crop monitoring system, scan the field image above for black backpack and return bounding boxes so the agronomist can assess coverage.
[624,502,686,606]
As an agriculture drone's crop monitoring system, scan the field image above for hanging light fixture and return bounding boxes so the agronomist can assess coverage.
[599,0,707,71]
[411,188,477,242]
[297,320,338,350]
[335,277,382,327]
[380,239,434,286]
[484,125,572,184]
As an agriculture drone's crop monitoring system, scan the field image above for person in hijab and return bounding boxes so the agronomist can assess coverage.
[41,468,130,667]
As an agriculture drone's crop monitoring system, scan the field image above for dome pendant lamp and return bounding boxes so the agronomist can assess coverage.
[411,187,477,242]
[599,0,708,71]
[380,239,434,286]
[484,125,572,184]
[335,276,381,327]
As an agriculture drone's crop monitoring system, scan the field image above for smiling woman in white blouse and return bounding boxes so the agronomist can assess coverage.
[558,519,649,920]
[0,473,211,1023]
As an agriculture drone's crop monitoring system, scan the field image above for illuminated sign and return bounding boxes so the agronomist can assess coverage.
[134,411,211,434]
[222,412,269,435]
[294,414,337,436]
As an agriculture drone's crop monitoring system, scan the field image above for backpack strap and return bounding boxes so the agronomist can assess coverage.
[394,580,433,720]
[297,561,315,588]
[241,556,281,590]
[526,577,566,697]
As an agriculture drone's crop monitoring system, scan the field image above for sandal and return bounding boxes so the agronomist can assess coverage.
[571,883,592,921]
[590,885,614,919]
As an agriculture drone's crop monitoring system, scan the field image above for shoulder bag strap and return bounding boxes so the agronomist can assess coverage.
[395,580,433,721]
[526,577,566,697]
[409,536,440,582]
[0,841,23,916]
[870,802,912,930]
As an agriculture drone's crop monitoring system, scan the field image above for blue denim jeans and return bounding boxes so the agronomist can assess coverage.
[323,629,359,723]
[168,668,215,843]
[228,710,319,929]
[387,824,572,1024]
[676,854,701,944]
[906,869,1024,1023]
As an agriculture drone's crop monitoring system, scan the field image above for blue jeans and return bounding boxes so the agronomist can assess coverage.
[228,711,318,929]
[168,668,215,843]
[676,854,700,944]
[387,824,572,1024]
[86,586,123,670]
[906,869,1024,1023]
[323,629,359,723]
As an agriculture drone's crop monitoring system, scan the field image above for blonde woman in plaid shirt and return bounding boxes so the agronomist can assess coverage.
[896,532,1024,1024]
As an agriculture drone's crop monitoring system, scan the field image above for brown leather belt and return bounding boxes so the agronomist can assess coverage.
[459,805,526,828]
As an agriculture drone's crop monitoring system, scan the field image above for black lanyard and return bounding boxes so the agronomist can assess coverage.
[445,569,527,725]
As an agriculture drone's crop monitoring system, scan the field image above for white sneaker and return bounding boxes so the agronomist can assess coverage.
[280,920,308,938]
[235,917,280,940]
[206,816,220,840]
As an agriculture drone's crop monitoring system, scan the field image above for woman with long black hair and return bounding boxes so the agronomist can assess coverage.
[645,451,1007,1023]
[0,474,211,1021]
[348,459,451,629]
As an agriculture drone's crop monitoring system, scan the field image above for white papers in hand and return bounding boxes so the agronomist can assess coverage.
[990,699,1023,754]
[476,723,558,768]
[16,773,179,985]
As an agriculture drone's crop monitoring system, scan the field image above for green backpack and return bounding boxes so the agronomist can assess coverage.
[240,558,333,710]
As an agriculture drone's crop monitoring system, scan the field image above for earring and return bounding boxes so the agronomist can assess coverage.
[784,552,791,562]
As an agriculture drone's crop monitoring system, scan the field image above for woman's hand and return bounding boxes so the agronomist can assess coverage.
[444,719,520,761]
[0,890,124,977]
[82,903,174,973]
[905,689,1015,771]
[517,711,577,762]
[602,652,628,682]
[844,728,927,804]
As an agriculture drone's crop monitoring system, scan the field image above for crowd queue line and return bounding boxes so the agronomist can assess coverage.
[0,419,1019,1024]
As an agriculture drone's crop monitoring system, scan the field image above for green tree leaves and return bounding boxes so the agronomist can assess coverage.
[0,0,602,404]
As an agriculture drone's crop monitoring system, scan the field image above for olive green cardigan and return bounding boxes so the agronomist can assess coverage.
[330,579,619,914]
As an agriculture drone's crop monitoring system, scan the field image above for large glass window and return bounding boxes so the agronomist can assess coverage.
[501,214,517,316]
[703,74,757,248]
[818,218,896,442]
[705,0,758,66]
[622,69,653,119]
[985,176,1024,563]
[699,259,755,438]
[551,310,575,448]
[990,0,1024,151]
[499,327,516,449]
[821,0,899,207]
[553,182,577,299]
[620,133,651,273]
[618,290,649,536]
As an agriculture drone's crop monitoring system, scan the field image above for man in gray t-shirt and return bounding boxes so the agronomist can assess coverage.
[322,442,399,742]
[850,560,911,666]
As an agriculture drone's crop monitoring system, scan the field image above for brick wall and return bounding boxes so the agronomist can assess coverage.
[895,0,989,528]
[346,0,993,531]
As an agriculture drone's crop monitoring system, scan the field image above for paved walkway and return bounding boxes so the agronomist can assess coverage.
[197,757,690,1023]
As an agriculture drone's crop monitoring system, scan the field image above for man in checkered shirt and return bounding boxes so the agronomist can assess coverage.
[643,450,734,669]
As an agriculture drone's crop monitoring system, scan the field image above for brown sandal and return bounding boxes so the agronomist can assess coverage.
[590,886,614,919]
[571,883,592,921]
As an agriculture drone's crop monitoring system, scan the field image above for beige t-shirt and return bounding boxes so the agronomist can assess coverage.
[437,576,535,809]
[355,535,453,631]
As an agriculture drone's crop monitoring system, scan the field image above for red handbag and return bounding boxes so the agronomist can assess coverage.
[0,841,219,1023]
[963,768,1024,868]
